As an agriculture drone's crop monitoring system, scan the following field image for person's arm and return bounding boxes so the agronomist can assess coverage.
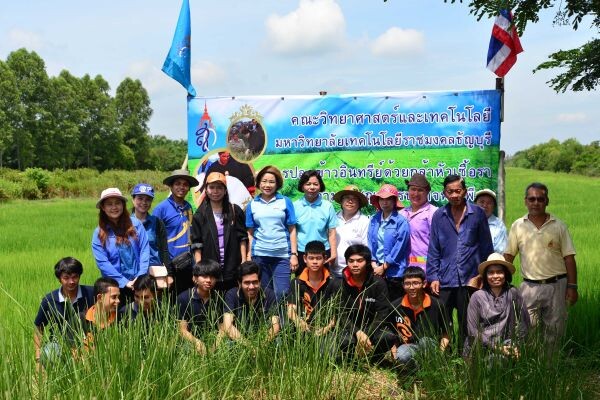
[135,221,150,277]
[246,228,254,261]
[426,214,441,295]
[155,218,173,273]
[245,205,255,260]
[463,294,481,358]
[565,254,578,305]
[289,225,299,271]
[326,227,337,265]
[91,230,128,287]
[287,303,310,332]
[34,326,43,364]
[477,211,494,262]
[495,220,508,254]
[222,312,247,344]
[267,315,281,341]
[190,210,204,263]
[234,204,249,263]
[178,320,207,355]
[386,217,411,271]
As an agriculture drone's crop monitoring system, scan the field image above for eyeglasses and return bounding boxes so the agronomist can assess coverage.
[403,281,423,288]
[526,196,546,203]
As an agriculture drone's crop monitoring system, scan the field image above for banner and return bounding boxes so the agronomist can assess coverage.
[187,90,501,210]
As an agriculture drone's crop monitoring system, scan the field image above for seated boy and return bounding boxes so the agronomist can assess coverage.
[287,240,339,334]
[80,277,121,351]
[177,260,224,355]
[388,266,449,366]
[121,274,160,321]
[222,261,280,345]
[339,244,394,359]
[34,257,95,367]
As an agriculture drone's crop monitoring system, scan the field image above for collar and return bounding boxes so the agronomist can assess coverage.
[400,293,431,316]
[85,305,116,328]
[254,192,283,204]
[337,210,362,223]
[57,286,83,303]
[168,194,191,211]
[343,267,371,289]
[298,268,330,292]
[403,202,432,216]
[523,213,555,223]
[300,193,322,206]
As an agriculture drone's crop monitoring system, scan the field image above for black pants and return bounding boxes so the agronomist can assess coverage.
[438,286,472,347]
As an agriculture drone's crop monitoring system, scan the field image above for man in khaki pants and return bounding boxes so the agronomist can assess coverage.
[504,182,578,343]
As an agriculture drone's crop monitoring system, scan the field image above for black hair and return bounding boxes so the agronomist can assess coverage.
[443,174,466,190]
[200,179,234,225]
[344,244,372,265]
[54,257,83,279]
[93,277,119,298]
[481,264,513,292]
[305,240,326,255]
[238,261,261,282]
[255,165,283,190]
[297,169,325,192]
[402,266,426,282]
[133,274,157,294]
[193,259,222,278]
[525,182,549,198]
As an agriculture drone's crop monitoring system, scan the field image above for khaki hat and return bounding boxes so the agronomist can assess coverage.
[205,172,227,187]
[163,169,200,187]
[333,185,368,208]
[475,188,497,204]
[405,173,431,190]
[478,253,516,276]
[96,188,127,209]
[369,184,403,210]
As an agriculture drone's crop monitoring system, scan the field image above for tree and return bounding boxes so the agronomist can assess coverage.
[438,0,600,92]
[0,61,21,168]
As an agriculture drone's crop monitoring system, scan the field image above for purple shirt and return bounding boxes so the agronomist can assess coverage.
[400,202,437,271]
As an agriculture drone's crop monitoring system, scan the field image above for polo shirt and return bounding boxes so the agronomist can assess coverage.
[246,193,296,258]
[153,195,194,258]
[334,211,370,275]
[223,287,277,334]
[400,202,438,270]
[505,214,576,280]
[177,289,224,338]
[287,268,340,323]
[294,194,338,252]
[488,214,508,254]
[34,286,95,339]
[389,293,448,345]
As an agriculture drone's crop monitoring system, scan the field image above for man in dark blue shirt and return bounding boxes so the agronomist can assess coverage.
[426,175,494,344]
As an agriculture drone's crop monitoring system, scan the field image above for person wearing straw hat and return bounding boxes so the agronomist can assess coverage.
[474,188,507,253]
[367,183,411,301]
[332,185,370,279]
[463,253,530,359]
[153,169,199,293]
[400,173,438,273]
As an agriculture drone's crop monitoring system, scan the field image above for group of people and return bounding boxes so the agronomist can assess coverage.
[34,164,578,369]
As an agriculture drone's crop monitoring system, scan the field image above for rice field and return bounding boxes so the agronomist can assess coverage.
[0,167,598,399]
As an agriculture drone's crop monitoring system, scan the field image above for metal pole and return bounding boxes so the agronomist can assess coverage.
[498,150,506,222]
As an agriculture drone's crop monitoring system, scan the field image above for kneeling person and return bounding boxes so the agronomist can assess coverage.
[122,274,160,321]
[81,277,121,351]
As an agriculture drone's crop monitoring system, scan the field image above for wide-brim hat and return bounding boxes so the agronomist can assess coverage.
[205,172,227,187]
[96,188,127,209]
[163,169,199,187]
[333,185,368,208]
[474,188,497,203]
[478,253,516,276]
[369,184,403,210]
[405,173,431,190]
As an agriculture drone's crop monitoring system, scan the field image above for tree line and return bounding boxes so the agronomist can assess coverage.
[0,48,186,171]
[507,138,600,177]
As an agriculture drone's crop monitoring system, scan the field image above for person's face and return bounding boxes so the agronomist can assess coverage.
[402,277,425,300]
[218,152,230,165]
[98,286,120,312]
[194,274,217,294]
[346,254,368,278]
[259,173,277,197]
[240,273,260,300]
[341,194,360,215]
[486,265,506,289]
[171,178,191,200]
[206,182,226,203]
[378,197,396,214]
[476,194,495,218]
[134,288,156,314]
[101,198,124,223]
[408,186,429,209]
[59,272,80,295]
[444,181,466,206]
[525,187,548,217]
[304,252,325,273]
[302,176,321,200]
[132,194,153,215]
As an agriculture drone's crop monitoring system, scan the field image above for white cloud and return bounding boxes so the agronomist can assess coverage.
[7,28,44,51]
[556,112,587,123]
[191,61,227,87]
[370,27,425,57]
[265,0,346,56]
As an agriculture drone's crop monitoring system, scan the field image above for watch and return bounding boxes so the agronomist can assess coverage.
[567,283,578,290]
[291,252,298,257]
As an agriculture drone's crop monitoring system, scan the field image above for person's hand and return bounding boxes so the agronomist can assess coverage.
[566,287,578,306]
[373,265,385,277]
[430,280,440,295]
[126,280,135,290]
[195,340,207,356]
[290,254,299,272]
[325,253,337,266]
[298,320,310,333]
[355,331,373,357]
[166,276,174,287]
[501,344,520,359]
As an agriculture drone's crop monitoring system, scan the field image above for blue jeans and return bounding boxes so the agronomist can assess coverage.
[253,256,291,300]
[395,337,437,365]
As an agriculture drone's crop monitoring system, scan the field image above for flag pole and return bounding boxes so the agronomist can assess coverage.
[496,77,506,222]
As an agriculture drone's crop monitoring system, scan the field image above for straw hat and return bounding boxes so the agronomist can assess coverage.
[333,185,368,208]
[478,253,516,276]
[163,169,200,187]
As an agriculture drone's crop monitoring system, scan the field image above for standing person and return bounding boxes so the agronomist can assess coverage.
[474,189,507,253]
[427,175,494,345]
[294,170,338,274]
[400,173,438,272]
[153,169,199,293]
[332,185,370,279]
[504,182,577,343]
[34,257,95,368]
[130,183,173,286]
[191,172,248,292]
[368,183,411,301]
[246,165,298,300]
[92,188,149,301]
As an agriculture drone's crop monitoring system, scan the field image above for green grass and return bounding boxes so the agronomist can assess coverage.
[0,167,599,399]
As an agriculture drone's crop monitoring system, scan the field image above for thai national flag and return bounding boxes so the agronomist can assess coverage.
[487,10,524,77]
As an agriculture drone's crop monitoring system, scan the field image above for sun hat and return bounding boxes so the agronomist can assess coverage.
[474,188,497,204]
[163,169,200,187]
[478,253,516,276]
[205,172,227,187]
[333,185,368,208]
[405,173,431,190]
[131,183,155,198]
[96,188,127,209]
[369,184,403,210]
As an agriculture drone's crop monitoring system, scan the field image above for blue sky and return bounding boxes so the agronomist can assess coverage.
[1,0,597,155]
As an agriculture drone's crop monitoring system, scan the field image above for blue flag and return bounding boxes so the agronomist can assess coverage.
[162,0,196,97]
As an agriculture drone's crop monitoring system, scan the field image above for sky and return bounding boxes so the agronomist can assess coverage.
[1,0,598,155]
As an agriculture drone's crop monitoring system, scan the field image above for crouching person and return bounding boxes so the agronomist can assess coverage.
[222,261,280,346]
[80,278,121,351]
[177,260,224,355]
[338,244,395,361]
[122,274,160,322]
[388,267,449,367]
